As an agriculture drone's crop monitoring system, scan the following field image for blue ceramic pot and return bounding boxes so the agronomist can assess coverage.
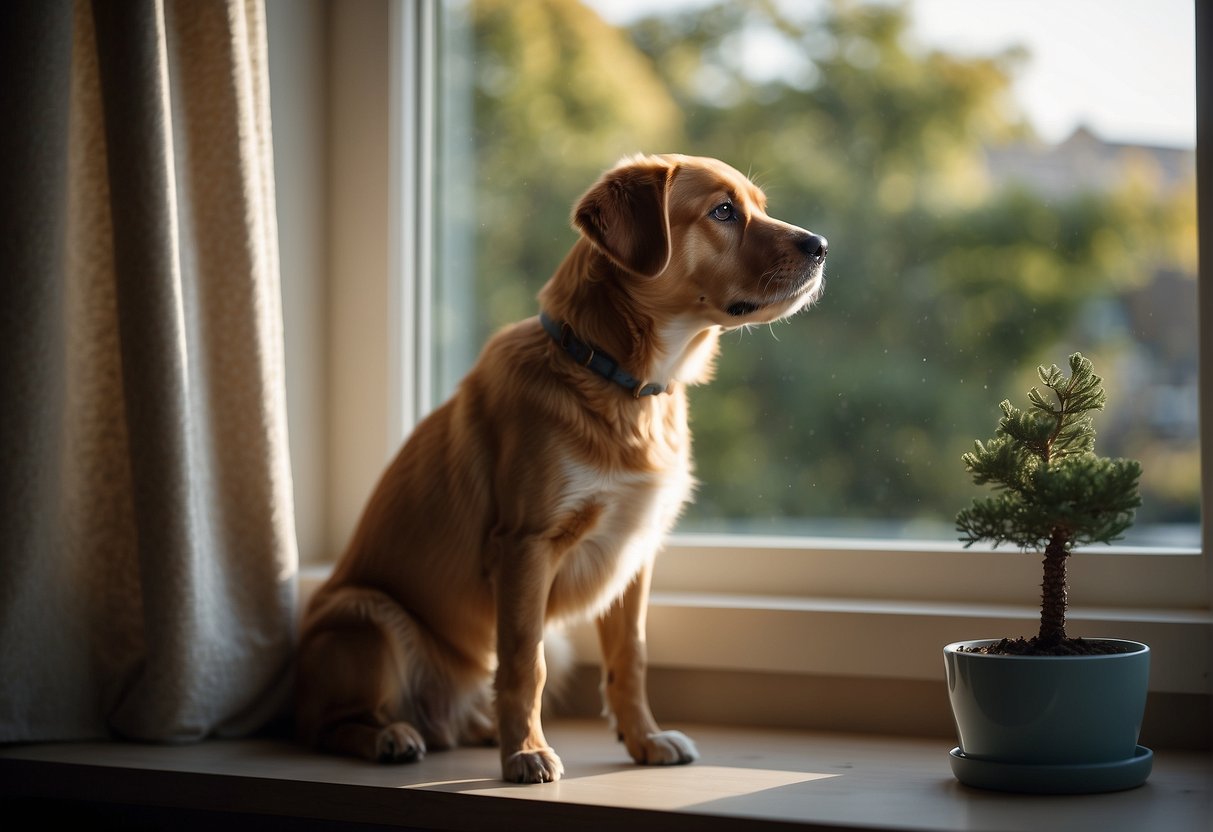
[944,639,1149,765]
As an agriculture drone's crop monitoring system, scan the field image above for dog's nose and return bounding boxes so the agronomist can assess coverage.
[798,233,828,262]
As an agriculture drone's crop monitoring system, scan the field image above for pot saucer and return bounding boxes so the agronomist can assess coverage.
[948,745,1152,794]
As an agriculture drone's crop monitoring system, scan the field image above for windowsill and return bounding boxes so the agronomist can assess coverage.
[298,562,1213,698]
[297,563,1213,750]
[1,719,1208,831]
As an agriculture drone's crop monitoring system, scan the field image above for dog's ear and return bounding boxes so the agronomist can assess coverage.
[572,160,675,278]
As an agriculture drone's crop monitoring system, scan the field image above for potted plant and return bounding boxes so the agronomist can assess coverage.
[945,353,1152,794]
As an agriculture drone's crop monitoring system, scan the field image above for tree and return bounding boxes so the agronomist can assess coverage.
[461,0,683,330]
[456,0,1193,536]
[620,0,1188,532]
[956,354,1141,654]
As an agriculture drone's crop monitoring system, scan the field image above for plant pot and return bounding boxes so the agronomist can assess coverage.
[943,639,1152,794]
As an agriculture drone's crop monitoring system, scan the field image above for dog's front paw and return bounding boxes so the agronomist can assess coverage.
[502,747,564,783]
[376,722,426,763]
[629,730,699,766]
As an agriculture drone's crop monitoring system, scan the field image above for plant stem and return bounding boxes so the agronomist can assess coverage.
[1040,374,1074,466]
[1038,529,1070,646]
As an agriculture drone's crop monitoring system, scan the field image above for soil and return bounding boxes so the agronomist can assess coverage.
[960,637,1139,656]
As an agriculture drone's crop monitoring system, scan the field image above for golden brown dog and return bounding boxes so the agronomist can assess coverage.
[295,154,827,783]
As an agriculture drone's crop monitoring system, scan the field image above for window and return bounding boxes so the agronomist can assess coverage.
[285,0,1208,708]
[426,0,1200,553]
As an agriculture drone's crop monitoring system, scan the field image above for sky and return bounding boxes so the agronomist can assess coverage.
[587,0,1196,149]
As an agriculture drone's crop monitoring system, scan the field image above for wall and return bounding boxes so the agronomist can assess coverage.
[266,0,328,564]
[266,0,395,564]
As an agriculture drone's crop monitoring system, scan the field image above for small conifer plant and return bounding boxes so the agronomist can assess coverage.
[956,353,1142,655]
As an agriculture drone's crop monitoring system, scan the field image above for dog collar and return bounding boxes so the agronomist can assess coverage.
[539,311,669,398]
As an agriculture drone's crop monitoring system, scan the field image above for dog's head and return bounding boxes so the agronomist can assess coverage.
[571,154,827,329]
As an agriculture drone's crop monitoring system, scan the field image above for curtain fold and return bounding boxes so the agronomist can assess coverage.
[0,0,298,743]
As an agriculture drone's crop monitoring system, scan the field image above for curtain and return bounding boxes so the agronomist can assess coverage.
[0,0,298,742]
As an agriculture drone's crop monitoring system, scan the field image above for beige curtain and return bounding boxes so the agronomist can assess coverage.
[0,0,298,742]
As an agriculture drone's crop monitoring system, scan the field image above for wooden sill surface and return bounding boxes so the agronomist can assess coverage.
[1,720,1208,832]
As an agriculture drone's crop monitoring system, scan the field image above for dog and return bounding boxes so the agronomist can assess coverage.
[294,154,828,783]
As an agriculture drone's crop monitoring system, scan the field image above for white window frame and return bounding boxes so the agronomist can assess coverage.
[309,0,1211,704]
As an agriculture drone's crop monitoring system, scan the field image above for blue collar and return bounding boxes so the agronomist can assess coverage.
[539,311,669,398]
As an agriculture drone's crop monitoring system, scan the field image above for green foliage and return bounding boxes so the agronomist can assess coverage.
[451,0,1194,535]
[956,354,1142,551]
[463,0,683,327]
[617,0,1181,530]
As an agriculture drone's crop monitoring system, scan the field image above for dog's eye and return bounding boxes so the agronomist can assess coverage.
[710,203,735,222]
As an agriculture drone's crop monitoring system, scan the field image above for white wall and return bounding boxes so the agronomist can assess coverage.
[266,0,329,564]
[322,0,396,562]
[266,0,396,564]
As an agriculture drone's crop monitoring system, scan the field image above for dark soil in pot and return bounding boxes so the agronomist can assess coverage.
[959,636,1141,656]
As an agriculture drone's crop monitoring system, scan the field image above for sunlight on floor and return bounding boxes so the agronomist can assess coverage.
[409,765,840,811]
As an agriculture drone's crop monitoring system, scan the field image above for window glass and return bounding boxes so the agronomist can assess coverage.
[433,0,1199,546]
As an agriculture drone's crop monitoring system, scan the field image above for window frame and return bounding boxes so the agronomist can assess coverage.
[310,0,1211,701]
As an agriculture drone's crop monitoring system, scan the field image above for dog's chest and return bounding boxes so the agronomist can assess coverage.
[546,459,692,621]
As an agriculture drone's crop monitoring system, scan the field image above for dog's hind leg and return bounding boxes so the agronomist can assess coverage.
[295,587,430,763]
[456,681,498,747]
